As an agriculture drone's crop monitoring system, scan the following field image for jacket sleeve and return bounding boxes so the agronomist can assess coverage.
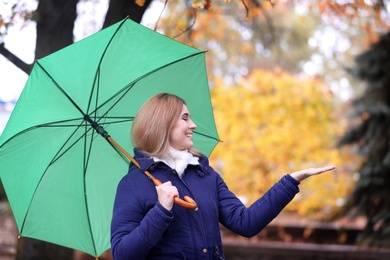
[110,174,173,260]
[218,174,300,237]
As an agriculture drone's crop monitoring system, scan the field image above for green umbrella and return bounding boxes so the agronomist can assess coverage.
[0,18,219,257]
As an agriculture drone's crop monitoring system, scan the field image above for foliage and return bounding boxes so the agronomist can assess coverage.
[0,0,35,40]
[152,0,389,105]
[209,68,359,217]
[1,0,389,245]
[301,0,390,98]
[307,0,389,42]
[338,32,390,247]
[157,0,319,83]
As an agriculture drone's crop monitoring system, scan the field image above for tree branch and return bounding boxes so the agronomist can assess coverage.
[0,43,33,75]
[173,9,197,38]
[252,0,278,48]
[154,0,169,31]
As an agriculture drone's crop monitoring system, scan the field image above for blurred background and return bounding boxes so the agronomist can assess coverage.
[1,0,390,259]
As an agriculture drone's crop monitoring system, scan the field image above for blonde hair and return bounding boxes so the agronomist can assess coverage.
[131,93,201,158]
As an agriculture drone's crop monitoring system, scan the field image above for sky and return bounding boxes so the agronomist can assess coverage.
[0,20,35,133]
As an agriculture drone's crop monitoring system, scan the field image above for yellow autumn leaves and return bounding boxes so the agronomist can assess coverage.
[209,68,360,218]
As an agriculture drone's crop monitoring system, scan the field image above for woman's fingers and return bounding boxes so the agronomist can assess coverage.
[306,165,336,175]
[291,165,336,182]
[156,181,179,211]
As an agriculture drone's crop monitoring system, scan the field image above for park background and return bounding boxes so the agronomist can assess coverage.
[1,0,390,259]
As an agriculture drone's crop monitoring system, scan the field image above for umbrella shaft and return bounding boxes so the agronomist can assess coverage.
[84,115,109,138]
[106,136,162,186]
[106,136,197,210]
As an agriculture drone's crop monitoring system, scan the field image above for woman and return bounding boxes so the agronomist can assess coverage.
[111,93,335,259]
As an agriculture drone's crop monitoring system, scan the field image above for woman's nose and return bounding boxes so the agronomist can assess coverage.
[189,119,197,129]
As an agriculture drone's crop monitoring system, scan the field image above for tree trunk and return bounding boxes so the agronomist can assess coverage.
[16,237,73,260]
[15,1,79,259]
[35,0,78,59]
[103,0,153,28]
[12,0,152,258]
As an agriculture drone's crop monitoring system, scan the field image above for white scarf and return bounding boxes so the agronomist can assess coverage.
[153,147,199,178]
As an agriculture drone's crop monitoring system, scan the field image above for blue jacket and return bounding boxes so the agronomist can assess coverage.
[111,149,300,259]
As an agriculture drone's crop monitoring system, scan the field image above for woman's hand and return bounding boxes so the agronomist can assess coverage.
[290,165,336,182]
[156,181,179,211]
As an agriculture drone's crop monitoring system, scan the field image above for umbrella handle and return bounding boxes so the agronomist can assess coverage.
[143,170,199,211]
[106,136,199,211]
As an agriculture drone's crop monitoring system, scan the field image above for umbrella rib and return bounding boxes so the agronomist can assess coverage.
[35,61,85,115]
[82,123,99,256]
[89,81,134,125]
[89,51,206,119]
[0,114,133,161]
[193,130,220,142]
[1,116,113,167]
[81,18,130,249]
[87,18,128,121]
[88,68,101,120]
[2,17,220,256]
[94,117,135,127]
[96,117,135,124]
[18,117,132,249]
[83,119,98,174]
[106,140,131,165]
[18,120,90,234]
[18,120,106,255]
[81,115,132,167]
[50,123,93,166]
[45,117,134,166]
[0,118,85,148]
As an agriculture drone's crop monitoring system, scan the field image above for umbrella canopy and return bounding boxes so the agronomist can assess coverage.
[0,18,219,257]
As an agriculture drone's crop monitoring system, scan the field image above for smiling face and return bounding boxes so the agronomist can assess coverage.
[169,104,197,151]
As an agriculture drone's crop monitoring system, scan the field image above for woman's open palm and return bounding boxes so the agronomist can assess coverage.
[290,165,336,182]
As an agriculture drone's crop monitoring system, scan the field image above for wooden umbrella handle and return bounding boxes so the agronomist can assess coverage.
[175,195,198,211]
[107,136,198,211]
[143,169,198,211]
